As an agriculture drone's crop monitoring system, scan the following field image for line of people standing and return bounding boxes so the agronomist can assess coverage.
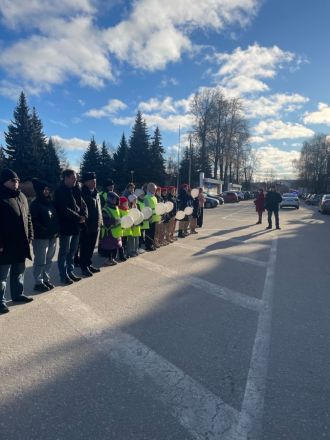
[0,167,206,315]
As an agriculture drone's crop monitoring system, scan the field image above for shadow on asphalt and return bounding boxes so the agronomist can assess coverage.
[1,203,330,440]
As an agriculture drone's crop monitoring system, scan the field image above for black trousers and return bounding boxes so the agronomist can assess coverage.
[145,222,156,249]
[79,229,98,269]
[267,210,279,228]
[197,208,204,227]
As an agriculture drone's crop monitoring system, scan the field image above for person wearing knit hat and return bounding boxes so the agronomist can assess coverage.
[30,178,59,292]
[0,168,19,184]
[79,171,102,277]
[99,178,115,208]
[0,169,34,314]
[98,191,122,266]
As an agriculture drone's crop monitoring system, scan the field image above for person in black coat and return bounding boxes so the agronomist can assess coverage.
[264,187,283,229]
[30,178,59,292]
[79,172,102,277]
[177,184,190,238]
[0,169,34,314]
[54,169,88,284]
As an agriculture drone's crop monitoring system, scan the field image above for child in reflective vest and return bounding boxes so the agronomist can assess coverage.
[136,191,149,251]
[119,196,132,260]
[98,192,122,266]
[127,194,142,257]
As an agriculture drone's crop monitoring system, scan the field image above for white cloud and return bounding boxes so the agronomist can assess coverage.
[51,135,89,151]
[212,44,299,95]
[303,103,330,126]
[160,77,179,88]
[252,119,314,142]
[253,145,300,179]
[104,0,261,70]
[0,0,262,93]
[0,16,113,93]
[244,93,309,118]
[0,0,94,28]
[85,99,127,118]
[138,96,190,115]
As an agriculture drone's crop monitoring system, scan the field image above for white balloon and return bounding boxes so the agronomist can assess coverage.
[184,206,193,216]
[121,215,134,229]
[128,194,137,203]
[176,210,186,220]
[155,203,166,215]
[191,188,199,198]
[165,201,174,213]
[134,189,144,197]
[134,211,144,226]
[128,208,140,222]
[142,207,152,220]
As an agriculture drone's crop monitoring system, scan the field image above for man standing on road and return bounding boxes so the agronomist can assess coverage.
[54,169,88,285]
[0,169,34,314]
[79,172,102,277]
[265,186,282,230]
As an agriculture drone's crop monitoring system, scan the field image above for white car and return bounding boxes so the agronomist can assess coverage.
[280,193,299,209]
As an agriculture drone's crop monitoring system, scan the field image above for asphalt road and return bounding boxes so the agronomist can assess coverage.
[1,200,329,440]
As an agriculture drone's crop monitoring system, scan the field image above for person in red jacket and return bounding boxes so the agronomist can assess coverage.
[254,188,265,224]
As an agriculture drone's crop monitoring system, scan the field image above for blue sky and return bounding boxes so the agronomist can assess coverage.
[0,0,329,179]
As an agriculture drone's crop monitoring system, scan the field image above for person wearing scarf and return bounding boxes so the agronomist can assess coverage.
[0,169,34,314]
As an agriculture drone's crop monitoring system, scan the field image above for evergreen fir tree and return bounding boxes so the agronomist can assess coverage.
[43,137,61,189]
[126,111,153,185]
[30,107,48,178]
[0,147,7,174]
[98,141,114,187]
[4,91,35,180]
[113,133,130,190]
[179,145,200,187]
[149,126,166,183]
[80,137,101,177]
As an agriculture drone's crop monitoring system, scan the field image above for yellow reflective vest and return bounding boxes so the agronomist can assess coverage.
[144,194,161,223]
[119,209,133,237]
[137,199,150,230]
[100,206,122,239]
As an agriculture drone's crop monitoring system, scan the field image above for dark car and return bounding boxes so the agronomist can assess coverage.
[220,191,239,203]
[306,194,322,206]
[204,196,219,209]
[206,193,224,205]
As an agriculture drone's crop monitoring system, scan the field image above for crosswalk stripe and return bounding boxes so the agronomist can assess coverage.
[43,292,239,440]
[173,242,267,268]
[128,258,263,313]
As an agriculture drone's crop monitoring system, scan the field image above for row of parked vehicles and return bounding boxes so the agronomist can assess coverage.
[301,193,330,214]
[203,190,256,208]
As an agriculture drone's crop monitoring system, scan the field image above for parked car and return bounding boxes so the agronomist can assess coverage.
[237,191,245,201]
[280,193,299,209]
[318,194,330,214]
[205,193,224,204]
[204,196,219,209]
[306,194,323,206]
[220,191,239,203]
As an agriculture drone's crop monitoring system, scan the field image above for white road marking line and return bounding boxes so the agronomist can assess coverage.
[43,292,239,440]
[129,258,262,313]
[222,207,253,220]
[172,242,267,268]
[229,237,278,440]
